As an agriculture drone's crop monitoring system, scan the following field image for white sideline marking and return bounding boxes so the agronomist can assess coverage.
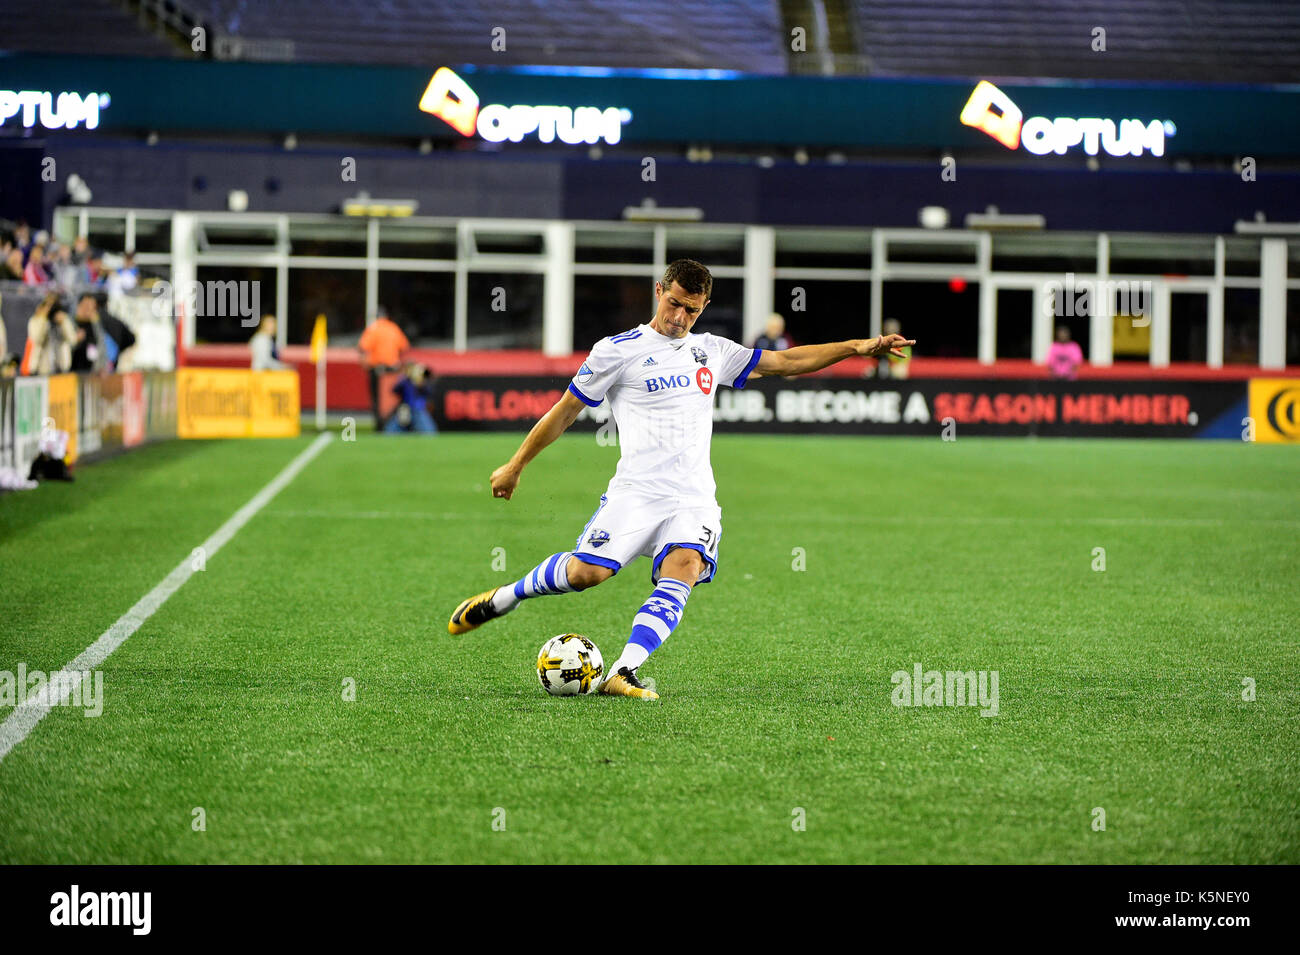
[0,432,334,764]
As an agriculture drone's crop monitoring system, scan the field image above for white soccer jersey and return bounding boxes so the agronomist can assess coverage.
[568,322,761,506]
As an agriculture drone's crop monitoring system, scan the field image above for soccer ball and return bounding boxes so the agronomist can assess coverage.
[536,634,604,696]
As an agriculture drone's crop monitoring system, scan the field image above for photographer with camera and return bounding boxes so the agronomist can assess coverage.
[19,292,77,376]
[70,293,135,373]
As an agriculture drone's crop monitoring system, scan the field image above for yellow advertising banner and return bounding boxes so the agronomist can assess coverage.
[1112,313,1151,357]
[1248,378,1300,443]
[46,373,79,462]
[249,370,301,437]
[177,368,300,438]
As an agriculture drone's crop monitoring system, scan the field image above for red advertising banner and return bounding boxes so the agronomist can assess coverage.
[122,372,146,448]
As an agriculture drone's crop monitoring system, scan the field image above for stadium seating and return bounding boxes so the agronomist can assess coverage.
[5,0,1298,83]
[851,0,1300,83]
[0,0,177,58]
[189,0,788,71]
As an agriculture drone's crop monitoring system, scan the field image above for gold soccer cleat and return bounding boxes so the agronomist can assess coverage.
[448,588,503,635]
[599,667,659,700]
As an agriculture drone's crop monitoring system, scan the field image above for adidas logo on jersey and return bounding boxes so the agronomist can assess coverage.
[642,356,657,366]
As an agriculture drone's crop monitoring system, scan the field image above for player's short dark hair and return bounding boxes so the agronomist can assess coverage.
[661,259,712,300]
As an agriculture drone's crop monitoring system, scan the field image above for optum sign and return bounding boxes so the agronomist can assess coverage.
[419,67,631,145]
[961,80,1174,157]
[0,90,108,130]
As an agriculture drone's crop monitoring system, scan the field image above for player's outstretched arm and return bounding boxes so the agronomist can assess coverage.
[752,334,915,378]
[490,389,586,500]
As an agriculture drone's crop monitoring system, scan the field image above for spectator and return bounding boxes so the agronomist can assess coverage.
[250,314,289,371]
[753,313,792,351]
[3,248,23,280]
[874,318,912,379]
[106,251,140,297]
[68,293,134,372]
[1046,326,1084,379]
[70,234,91,266]
[98,304,136,372]
[385,362,437,434]
[70,294,103,372]
[358,306,410,430]
[48,242,78,289]
[20,293,75,375]
[79,251,105,287]
[22,244,49,286]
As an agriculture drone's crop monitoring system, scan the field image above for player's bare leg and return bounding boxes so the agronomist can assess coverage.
[601,547,704,700]
[448,555,614,634]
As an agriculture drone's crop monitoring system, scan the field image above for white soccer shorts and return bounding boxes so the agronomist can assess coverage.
[571,488,722,584]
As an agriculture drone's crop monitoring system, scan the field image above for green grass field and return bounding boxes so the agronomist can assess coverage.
[1,432,1296,864]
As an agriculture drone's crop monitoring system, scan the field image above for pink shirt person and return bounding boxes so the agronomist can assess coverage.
[1046,333,1083,379]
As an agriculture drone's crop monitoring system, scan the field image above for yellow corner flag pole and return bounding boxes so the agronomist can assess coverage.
[310,314,328,431]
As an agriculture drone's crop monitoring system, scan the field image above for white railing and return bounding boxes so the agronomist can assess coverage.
[48,207,1299,369]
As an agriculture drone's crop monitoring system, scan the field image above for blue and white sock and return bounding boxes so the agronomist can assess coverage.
[491,552,576,614]
[611,577,693,674]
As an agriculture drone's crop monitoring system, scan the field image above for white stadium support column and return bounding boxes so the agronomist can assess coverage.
[365,218,379,330]
[1032,282,1053,363]
[1149,281,1171,368]
[170,212,197,349]
[454,221,470,352]
[978,279,996,364]
[869,230,884,340]
[1208,237,1225,368]
[276,215,289,351]
[542,221,575,357]
[743,226,774,346]
[1259,238,1287,370]
[1090,233,1113,366]
[977,233,995,364]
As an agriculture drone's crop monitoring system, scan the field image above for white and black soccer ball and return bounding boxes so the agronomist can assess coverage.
[536,634,604,696]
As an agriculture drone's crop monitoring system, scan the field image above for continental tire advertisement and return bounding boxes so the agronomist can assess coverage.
[435,376,1265,438]
[176,369,300,439]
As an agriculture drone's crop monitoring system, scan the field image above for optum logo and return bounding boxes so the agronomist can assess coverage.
[419,67,631,145]
[0,90,109,130]
[960,80,1174,157]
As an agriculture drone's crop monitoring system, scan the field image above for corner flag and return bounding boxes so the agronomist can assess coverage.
[311,314,328,430]
[309,314,328,363]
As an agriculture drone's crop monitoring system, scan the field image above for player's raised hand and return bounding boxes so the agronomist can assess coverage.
[858,334,915,359]
[490,463,520,500]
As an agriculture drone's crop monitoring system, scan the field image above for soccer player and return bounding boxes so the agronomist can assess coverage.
[449,259,913,699]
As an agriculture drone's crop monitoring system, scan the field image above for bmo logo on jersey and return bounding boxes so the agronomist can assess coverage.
[644,374,690,393]
[644,371,714,395]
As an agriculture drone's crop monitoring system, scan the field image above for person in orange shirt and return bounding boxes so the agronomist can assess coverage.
[357,307,410,430]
